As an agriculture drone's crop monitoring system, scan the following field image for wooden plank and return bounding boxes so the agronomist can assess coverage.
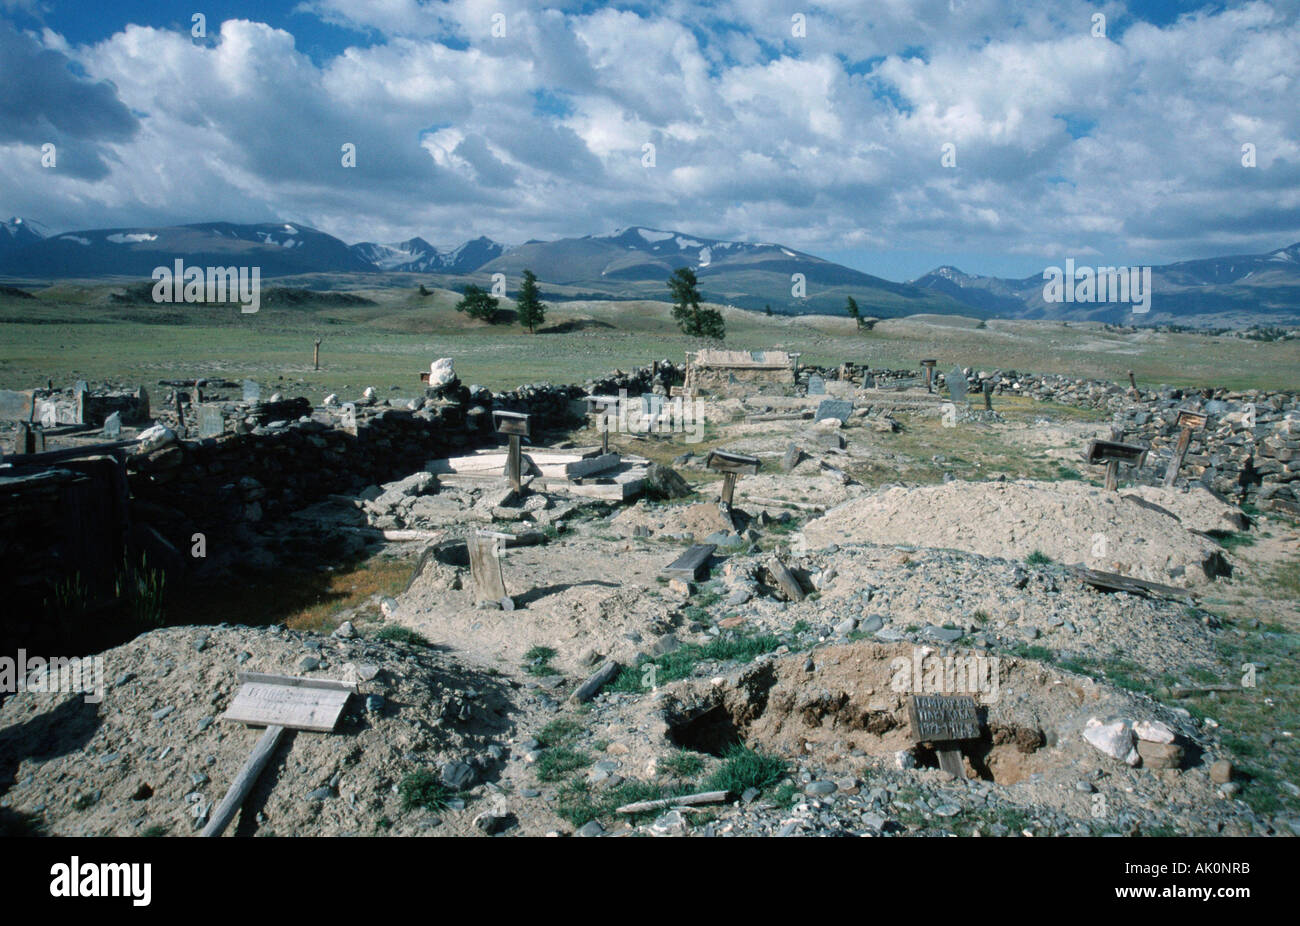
[468,531,509,602]
[1067,564,1194,601]
[908,694,981,743]
[616,790,730,814]
[705,449,760,475]
[1084,438,1146,466]
[201,725,286,837]
[223,683,351,732]
[663,544,716,581]
[572,660,620,703]
[236,672,358,692]
[768,557,806,602]
[494,410,531,436]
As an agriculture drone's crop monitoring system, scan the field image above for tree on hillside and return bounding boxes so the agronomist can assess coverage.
[764,304,773,316]
[667,267,725,339]
[846,295,860,327]
[516,269,546,333]
[455,284,501,323]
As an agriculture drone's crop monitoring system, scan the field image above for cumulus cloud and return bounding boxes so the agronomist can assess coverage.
[0,1,1295,272]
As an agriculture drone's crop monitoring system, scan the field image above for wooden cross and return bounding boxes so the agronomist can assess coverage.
[908,694,981,780]
[493,410,531,492]
[1163,409,1208,487]
[1084,438,1147,491]
[202,672,356,837]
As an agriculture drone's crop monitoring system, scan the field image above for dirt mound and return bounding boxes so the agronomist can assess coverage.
[802,480,1231,587]
[1120,485,1248,534]
[610,501,734,540]
[0,625,513,836]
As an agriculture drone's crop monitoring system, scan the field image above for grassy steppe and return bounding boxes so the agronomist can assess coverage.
[1,280,1297,394]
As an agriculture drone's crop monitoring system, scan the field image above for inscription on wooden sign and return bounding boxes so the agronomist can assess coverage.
[224,676,353,733]
[908,694,981,743]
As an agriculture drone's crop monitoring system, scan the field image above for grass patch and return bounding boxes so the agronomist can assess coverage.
[660,750,706,781]
[1025,550,1052,566]
[374,625,432,647]
[524,645,559,676]
[702,745,788,795]
[535,747,592,782]
[536,717,583,748]
[399,769,452,812]
[609,632,783,691]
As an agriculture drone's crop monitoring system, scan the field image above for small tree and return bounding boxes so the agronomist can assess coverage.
[764,304,773,316]
[846,295,860,327]
[667,267,724,339]
[516,269,546,333]
[455,284,499,323]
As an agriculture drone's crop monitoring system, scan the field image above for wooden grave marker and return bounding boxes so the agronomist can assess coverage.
[920,359,937,393]
[203,671,356,837]
[908,693,981,779]
[492,410,531,492]
[1163,409,1208,487]
[1084,438,1147,491]
[705,449,760,508]
[468,529,512,606]
[663,543,717,582]
[583,395,621,454]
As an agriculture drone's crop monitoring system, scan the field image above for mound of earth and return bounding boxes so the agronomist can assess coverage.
[0,625,513,837]
[801,479,1232,587]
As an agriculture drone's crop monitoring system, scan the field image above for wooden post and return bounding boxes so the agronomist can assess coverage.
[921,360,937,393]
[174,390,185,430]
[720,471,738,506]
[982,381,993,411]
[1104,459,1120,491]
[1085,438,1146,492]
[1164,411,1207,487]
[1128,370,1138,395]
[201,725,286,837]
[314,337,321,371]
[505,434,522,492]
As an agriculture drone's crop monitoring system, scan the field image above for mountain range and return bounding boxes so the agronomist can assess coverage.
[2,216,1297,325]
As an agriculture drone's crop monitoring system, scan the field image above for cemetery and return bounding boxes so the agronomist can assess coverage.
[0,350,1297,838]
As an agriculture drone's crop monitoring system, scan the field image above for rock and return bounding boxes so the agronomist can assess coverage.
[1133,720,1175,744]
[137,423,177,452]
[650,809,689,836]
[805,780,837,796]
[306,786,334,801]
[440,761,477,790]
[332,621,356,639]
[644,463,691,500]
[1210,759,1234,784]
[859,614,884,633]
[895,749,917,770]
[668,578,692,596]
[1083,717,1135,761]
[299,656,321,671]
[1136,740,1184,770]
[576,821,605,837]
[926,625,963,644]
[718,616,747,630]
[429,358,456,387]
[833,617,858,636]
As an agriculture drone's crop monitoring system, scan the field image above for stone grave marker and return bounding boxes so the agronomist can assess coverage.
[908,693,981,779]
[814,398,853,423]
[101,411,121,439]
[340,402,357,434]
[242,379,260,403]
[198,405,224,438]
[947,367,969,405]
[807,374,826,395]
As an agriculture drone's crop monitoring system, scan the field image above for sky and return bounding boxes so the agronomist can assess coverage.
[0,0,1297,281]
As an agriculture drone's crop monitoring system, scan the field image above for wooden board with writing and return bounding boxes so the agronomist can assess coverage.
[908,694,981,743]
[224,677,353,732]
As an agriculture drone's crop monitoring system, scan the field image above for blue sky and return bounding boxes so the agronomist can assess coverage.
[1,0,1296,281]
